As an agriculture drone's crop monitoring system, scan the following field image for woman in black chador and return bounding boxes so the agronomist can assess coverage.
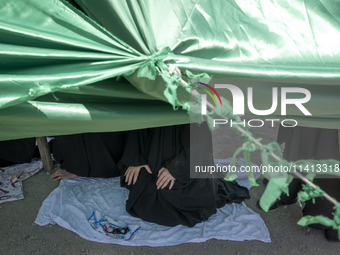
[0,138,36,167]
[52,132,126,179]
[119,123,249,227]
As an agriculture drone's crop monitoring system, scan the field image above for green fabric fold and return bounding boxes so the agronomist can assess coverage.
[1,0,340,140]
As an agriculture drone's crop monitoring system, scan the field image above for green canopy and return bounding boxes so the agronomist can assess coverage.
[1,0,340,141]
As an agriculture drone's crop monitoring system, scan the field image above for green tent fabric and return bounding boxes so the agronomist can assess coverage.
[1,0,340,141]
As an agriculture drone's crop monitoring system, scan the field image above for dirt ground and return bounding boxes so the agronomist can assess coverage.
[1,124,339,255]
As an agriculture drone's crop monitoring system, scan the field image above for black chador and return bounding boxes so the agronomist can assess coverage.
[119,123,249,227]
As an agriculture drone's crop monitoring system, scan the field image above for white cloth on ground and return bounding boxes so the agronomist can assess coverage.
[35,163,270,246]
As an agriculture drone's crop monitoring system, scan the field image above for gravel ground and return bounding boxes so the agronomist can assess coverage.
[1,124,339,255]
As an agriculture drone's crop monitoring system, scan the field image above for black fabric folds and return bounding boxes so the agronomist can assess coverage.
[0,138,36,167]
[53,132,126,178]
[119,123,249,227]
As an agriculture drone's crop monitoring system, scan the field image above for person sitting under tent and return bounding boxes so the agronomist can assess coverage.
[50,123,249,227]
[51,132,126,180]
[118,122,250,227]
[0,138,37,167]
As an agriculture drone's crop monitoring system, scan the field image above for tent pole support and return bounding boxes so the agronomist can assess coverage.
[36,137,53,173]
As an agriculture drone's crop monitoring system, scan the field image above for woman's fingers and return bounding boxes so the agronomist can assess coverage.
[132,169,139,184]
[158,177,175,189]
[157,167,165,177]
[160,179,170,189]
[51,169,77,181]
[143,165,152,174]
[156,168,176,189]
[157,172,172,189]
[50,171,59,179]
[124,169,128,176]
[51,169,66,179]
[125,166,150,185]
[124,167,130,183]
[125,167,135,185]
[157,178,167,189]
[125,166,175,188]
[156,171,168,187]
[126,168,133,185]
[169,180,175,190]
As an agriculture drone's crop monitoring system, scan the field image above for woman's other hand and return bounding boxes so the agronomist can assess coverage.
[156,167,176,190]
[124,165,151,185]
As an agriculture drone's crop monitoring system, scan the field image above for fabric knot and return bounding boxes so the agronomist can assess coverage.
[137,47,175,80]
[28,85,51,98]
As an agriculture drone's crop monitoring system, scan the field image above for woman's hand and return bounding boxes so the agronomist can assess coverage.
[124,165,152,185]
[156,167,176,190]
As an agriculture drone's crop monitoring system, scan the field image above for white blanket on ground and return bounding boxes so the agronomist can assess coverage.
[35,176,270,246]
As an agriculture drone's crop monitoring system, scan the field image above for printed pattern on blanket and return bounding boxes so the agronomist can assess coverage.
[0,161,42,204]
